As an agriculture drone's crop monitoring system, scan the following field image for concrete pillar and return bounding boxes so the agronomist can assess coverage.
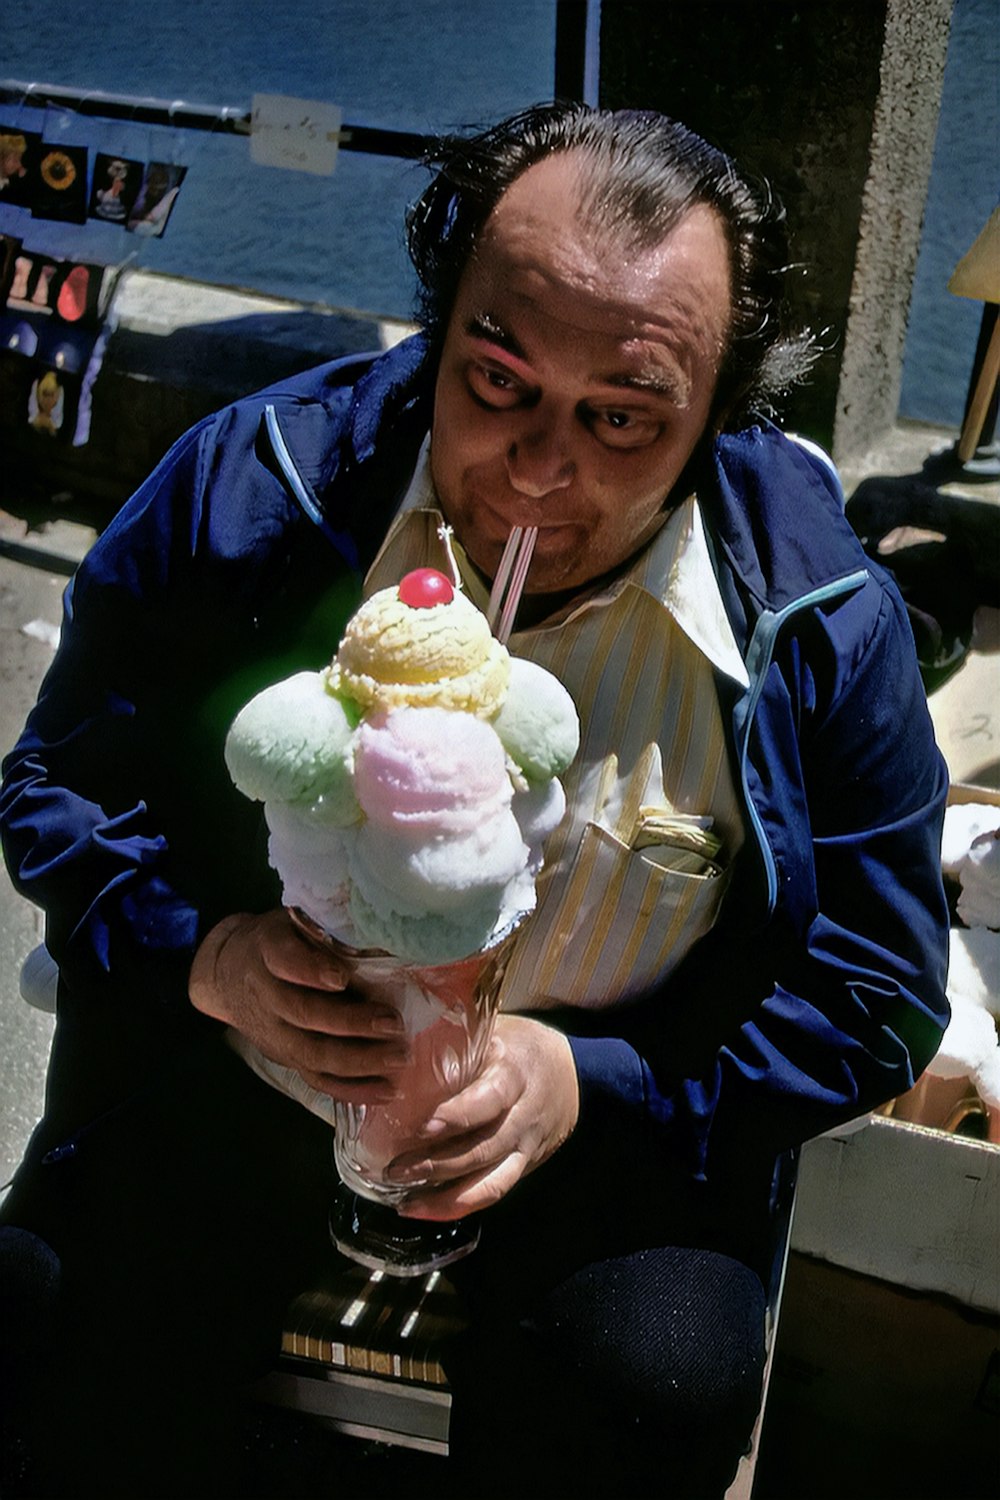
[598,0,953,461]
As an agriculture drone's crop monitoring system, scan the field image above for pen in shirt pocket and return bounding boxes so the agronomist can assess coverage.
[625,805,724,876]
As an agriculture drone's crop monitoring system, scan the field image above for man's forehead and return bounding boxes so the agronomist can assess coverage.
[467,154,732,351]
[462,225,729,387]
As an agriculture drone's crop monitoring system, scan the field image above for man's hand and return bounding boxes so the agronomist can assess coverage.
[384,1014,580,1220]
[188,909,409,1103]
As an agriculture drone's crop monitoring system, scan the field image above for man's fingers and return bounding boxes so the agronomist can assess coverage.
[276,982,405,1040]
[292,1025,411,1079]
[297,1066,400,1106]
[412,1067,512,1140]
[386,1123,500,1185]
[397,1155,528,1221]
[259,913,350,991]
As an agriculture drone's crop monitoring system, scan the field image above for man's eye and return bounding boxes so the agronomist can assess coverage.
[589,408,661,449]
[467,362,524,408]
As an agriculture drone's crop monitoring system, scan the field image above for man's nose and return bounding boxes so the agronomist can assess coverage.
[505,421,575,497]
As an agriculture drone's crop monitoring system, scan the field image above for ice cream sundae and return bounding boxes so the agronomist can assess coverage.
[224,565,579,1269]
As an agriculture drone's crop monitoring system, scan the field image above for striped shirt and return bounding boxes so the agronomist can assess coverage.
[364,440,748,1013]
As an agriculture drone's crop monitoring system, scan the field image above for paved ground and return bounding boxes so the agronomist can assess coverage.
[0,513,93,1189]
[1,419,997,1195]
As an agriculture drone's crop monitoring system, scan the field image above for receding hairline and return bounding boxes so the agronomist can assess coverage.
[479,145,698,258]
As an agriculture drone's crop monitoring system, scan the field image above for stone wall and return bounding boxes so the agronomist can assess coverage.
[834,0,955,459]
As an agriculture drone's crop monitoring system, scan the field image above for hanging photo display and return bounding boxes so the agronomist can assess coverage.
[0,232,119,447]
[88,152,144,225]
[0,111,190,451]
[0,118,187,238]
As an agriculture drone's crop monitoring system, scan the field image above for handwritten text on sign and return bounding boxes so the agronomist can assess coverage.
[250,94,343,176]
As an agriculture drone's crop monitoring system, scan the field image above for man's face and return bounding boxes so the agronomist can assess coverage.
[430,152,733,596]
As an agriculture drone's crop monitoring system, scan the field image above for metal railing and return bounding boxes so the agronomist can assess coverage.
[0,79,436,160]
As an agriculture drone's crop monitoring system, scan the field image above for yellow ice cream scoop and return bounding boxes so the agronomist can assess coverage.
[328,569,510,716]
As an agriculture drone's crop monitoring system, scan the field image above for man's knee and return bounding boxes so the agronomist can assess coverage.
[535,1245,766,1432]
[0,1227,61,1494]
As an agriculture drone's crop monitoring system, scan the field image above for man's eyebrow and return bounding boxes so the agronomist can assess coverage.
[600,368,689,403]
[465,312,526,359]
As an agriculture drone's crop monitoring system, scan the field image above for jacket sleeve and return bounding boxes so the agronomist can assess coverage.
[0,413,255,1009]
[567,571,951,1183]
[1,346,428,1020]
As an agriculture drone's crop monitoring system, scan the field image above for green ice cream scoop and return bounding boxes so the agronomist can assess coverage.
[224,670,360,822]
[492,656,580,782]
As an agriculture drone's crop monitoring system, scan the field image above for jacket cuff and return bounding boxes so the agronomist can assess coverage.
[56,873,205,1011]
[568,1034,648,1126]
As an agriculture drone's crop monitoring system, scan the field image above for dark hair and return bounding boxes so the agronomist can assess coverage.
[406,101,816,429]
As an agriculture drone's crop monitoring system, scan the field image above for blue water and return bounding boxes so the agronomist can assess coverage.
[2,0,996,427]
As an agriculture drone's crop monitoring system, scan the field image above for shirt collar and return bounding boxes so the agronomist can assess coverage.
[367,436,750,688]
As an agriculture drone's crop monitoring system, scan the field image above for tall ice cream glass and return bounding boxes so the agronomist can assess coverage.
[289,907,521,1274]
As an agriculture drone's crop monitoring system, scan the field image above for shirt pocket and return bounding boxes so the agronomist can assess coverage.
[512,820,731,1009]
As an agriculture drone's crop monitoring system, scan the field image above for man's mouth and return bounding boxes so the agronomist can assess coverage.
[475,494,584,540]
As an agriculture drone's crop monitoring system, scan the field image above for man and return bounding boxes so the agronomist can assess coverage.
[1,104,948,1497]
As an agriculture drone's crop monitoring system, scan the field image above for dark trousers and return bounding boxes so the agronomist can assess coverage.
[1,1032,767,1499]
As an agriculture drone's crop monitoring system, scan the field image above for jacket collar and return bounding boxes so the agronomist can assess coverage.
[265,334,436,570]
[700,424,870,649]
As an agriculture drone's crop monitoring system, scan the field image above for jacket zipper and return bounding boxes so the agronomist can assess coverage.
[736,569,869,915]
[264,405,359,569]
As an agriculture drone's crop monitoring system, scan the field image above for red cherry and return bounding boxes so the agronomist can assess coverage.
[398,568,454,607]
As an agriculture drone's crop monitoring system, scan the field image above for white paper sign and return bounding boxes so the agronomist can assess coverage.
[250,94,343,176]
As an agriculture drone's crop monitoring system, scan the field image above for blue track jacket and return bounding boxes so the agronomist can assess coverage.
[0,335,950,1193]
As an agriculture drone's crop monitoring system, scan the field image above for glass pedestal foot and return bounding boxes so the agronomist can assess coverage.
[329,1186,480,1277]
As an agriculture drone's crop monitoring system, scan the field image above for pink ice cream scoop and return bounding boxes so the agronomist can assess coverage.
[354,705,513,831]
[348,707,534,950]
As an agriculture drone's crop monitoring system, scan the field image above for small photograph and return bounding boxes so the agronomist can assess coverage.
[32,143,89,224]
[44,325,96,376]
[88,152,143,225]
[21,358,84,444]
[28,366,66,436]
[53,261,105,325]
[7,251,58,314]
[0,309,41,357]
[126,162,186,238]
[0,128,41,207]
